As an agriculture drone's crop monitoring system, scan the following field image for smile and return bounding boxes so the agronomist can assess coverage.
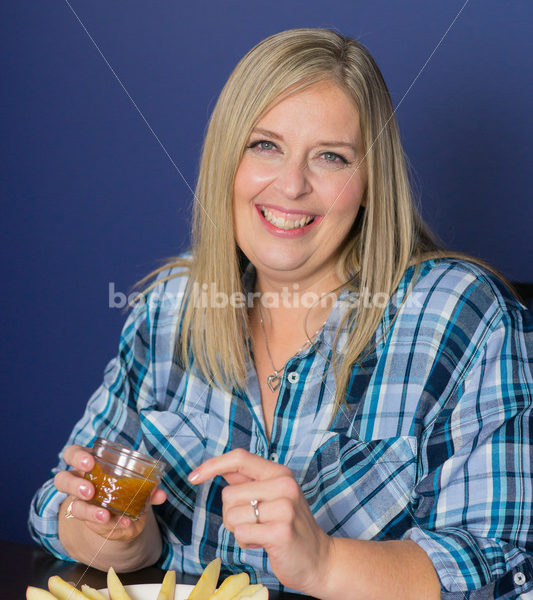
[259,206,316,230]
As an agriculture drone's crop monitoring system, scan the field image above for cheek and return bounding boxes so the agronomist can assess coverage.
[234,158,276,201]
[323,176,365,218]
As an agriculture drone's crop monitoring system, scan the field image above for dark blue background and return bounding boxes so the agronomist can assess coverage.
[1,1,532,545]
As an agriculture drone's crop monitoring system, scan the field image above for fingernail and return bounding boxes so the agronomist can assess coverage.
[188,470,199,483]
[95,510,106,522]
[79,484,91,498]
[120,517,130,527]
[80,456,91,469]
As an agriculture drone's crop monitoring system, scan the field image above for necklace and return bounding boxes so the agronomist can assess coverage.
[257,304,327,392]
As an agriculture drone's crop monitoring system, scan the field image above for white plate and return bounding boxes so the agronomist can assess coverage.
[98,583,194,600]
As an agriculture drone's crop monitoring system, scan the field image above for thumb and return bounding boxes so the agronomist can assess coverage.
[150,487,167,505]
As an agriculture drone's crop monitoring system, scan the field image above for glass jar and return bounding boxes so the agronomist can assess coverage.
[84,438,166,520]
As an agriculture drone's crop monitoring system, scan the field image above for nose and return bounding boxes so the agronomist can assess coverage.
[272,158,312,200]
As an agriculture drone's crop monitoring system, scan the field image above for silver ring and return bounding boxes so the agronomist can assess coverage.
[250,499,260,523]
[64,499,76,520]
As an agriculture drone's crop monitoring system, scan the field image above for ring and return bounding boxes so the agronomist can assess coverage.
[64,499,75,520]
[250,499,260,523]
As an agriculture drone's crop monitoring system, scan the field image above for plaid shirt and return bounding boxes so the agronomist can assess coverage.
[29,258,533,598]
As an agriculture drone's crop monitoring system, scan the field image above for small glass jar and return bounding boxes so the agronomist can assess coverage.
[84,438,166,520]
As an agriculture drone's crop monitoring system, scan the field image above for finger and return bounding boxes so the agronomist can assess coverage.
[221,475,299,508]
[233,520,287,551]
[67,499,146,541]
[239,543,262,550]
[54,470,94,501]
[224,472,254,486]
[86,510,150,541]
[189,448,291,484]
[224,497,295,533]
[63,445,94,473]
[63,496,112,525]
[149,487,167,505]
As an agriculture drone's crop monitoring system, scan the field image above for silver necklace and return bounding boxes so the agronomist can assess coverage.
[257,304,327,392]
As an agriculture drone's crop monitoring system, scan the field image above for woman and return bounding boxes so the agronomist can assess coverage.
[30,28,532,599]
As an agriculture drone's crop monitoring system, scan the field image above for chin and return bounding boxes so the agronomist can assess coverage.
[255,252,308,273]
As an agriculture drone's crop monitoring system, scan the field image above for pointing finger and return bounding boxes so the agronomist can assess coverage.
[188,448,291,484]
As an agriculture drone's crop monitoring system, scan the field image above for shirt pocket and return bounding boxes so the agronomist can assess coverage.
[300,433,418,540]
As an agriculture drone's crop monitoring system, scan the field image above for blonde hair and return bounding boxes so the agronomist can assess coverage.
[138,28,496,412]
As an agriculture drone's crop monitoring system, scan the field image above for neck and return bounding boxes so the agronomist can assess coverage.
[248,268,343,369]
[250,283,338,348]
[254,269,341,317]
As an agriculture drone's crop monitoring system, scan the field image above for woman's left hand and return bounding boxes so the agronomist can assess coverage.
[188,448,333,595]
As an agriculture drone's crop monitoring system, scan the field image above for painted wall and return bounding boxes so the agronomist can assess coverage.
[1,0,532,544]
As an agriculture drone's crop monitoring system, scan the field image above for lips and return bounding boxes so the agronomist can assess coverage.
[259,205,317,231]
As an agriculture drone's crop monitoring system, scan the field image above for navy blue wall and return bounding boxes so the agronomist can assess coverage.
[1,1,532,544]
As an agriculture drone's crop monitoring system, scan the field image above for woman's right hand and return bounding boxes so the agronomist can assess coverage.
[54,444,167,542]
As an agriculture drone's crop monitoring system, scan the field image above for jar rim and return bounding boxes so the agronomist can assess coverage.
[93,455,164,481]
[92,438,166,475]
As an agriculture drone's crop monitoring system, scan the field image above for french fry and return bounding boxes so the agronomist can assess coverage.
[236,586,268,600]
[187,557,221,600]
[48,576,92,600]
[107,567,133,600]
[39,562,265,600]
[232,584,259,600]
[208,572,249,600]
[81,584,108,600]
[232,584,267,600]
[156,570,176,600]
[26,587,58,600]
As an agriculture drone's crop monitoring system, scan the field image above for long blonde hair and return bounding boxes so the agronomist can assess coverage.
[138,28,494,410]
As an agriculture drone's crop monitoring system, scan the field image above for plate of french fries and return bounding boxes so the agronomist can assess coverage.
[27,557,268,600]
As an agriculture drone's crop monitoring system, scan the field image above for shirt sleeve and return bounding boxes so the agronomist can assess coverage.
[403,302,533,599]
[28,297,154,560]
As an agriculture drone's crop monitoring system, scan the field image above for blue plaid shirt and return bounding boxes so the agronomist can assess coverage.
[30,258,533,598]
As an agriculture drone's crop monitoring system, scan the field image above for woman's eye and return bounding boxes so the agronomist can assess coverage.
[321,151,347,164]
[248,140,276,152]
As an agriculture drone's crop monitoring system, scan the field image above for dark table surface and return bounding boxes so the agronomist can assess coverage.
[1,539,315,599]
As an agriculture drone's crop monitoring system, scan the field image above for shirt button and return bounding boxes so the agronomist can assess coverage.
[514,572,526,586]
[287,371,299,384]
[269,452,278,462]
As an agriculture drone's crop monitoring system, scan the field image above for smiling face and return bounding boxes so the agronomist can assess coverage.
[233,80,367,292]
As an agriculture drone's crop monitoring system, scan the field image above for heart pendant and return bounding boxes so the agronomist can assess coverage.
[267,374,281,392]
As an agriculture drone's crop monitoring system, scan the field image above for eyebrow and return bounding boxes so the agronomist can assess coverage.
[251,127,358,151]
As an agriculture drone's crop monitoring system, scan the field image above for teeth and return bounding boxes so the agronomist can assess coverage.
[261,207,315,230]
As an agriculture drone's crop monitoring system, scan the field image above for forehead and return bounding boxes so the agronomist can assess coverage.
[254,81,360,139]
